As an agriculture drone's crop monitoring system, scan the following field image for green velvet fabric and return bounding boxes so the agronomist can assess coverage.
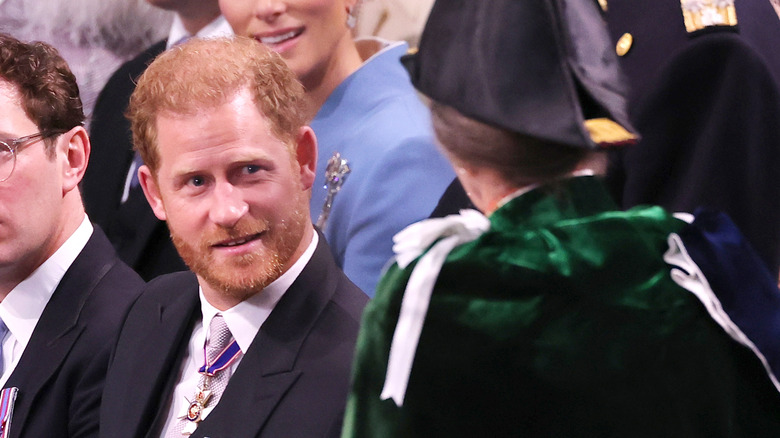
[343,176,780,437]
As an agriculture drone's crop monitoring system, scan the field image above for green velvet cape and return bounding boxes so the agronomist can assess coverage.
[343,176,780,437]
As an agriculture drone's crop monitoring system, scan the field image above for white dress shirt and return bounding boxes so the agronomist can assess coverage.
[158,232,318,437]
[0,216,93,387]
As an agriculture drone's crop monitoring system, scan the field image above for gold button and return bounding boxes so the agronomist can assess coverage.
[616,33,633,57]
[598,0,608,12]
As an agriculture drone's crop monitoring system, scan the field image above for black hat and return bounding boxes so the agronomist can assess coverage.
[403,0,637,149]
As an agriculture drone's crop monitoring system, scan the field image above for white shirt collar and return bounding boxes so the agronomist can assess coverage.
[166,14,233,50]
[0,215,92,349]
[198,232,319,353]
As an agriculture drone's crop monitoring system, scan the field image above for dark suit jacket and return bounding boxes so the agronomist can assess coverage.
[82,39,187,281]
[99,235,369,438]
[2,226,144,438]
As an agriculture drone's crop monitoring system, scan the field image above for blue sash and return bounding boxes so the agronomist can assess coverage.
[677,209,780,378]
[198,340,241,376]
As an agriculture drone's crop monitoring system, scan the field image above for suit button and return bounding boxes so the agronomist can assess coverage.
[616,33,633,56]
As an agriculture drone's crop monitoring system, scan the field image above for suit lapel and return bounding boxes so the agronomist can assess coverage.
[192,235,340,438]
[104,272,200,438]
[3,230,116,435]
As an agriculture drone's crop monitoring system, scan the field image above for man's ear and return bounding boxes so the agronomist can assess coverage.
[138,164,167,221]
[60,126,90,194]
[295,126,317,191]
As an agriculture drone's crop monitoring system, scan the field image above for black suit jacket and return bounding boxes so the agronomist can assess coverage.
[99,235,369,438]
[82,39,187,281]
[2,226,144,438]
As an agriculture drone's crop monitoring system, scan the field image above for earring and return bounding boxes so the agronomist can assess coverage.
[346,7,357,28]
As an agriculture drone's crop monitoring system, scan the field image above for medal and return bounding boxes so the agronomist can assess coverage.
[175,339,242,435]
[185,387,212,423]
[186,401,202,423]
[0,387,18,438]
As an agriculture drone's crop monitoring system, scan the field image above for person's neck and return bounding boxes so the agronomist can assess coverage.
[455,165,519,217]
[0,201,85,300]
[302,38,363,117]
[483,186,526,217]
[199,286,243,312]
[0,261,37,301]
[177,6,220,35]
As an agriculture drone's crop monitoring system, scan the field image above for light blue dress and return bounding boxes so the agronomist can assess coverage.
[309,39,454,296]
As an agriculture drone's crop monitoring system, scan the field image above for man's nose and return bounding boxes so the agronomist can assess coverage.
[209,182,249,228]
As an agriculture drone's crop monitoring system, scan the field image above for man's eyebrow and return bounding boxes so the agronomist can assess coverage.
[169,153,275,173]
[233,151,273,162]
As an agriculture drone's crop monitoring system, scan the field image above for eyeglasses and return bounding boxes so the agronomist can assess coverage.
[0,130,67,182]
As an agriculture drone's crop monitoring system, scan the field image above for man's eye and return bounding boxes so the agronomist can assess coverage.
[190,176,205,187]
[244,164,260,174]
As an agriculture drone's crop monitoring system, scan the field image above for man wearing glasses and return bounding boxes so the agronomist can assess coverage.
[0,33,143,437]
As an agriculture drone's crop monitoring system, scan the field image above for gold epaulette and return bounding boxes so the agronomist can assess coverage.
[680,0,738,33]
[584,118,638,147]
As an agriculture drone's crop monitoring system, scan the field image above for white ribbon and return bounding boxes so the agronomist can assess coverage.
[380,209,490,406]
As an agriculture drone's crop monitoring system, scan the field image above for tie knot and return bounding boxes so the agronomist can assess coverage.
[206,315,232,363]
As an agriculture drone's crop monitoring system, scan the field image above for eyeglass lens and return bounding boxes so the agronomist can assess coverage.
[0,141,15,182]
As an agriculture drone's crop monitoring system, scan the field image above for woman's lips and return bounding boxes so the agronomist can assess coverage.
[254,27,304,52]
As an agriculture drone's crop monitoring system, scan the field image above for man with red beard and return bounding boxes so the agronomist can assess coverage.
[98,36,368,438]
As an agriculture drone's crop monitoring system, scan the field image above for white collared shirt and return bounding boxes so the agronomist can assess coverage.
[158,232,318,437]
[165,14,233,50]
[0,215,93,387]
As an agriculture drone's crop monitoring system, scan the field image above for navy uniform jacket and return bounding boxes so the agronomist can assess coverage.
[604,0,780,278]
[2,226,144,438]
[99,234,368,438]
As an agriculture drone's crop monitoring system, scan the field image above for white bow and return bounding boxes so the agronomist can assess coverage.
[381,209,490,406]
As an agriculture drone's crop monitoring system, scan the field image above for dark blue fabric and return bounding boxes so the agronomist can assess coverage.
[678,209,780,378]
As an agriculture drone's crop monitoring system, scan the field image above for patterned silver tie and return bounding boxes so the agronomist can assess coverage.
[167,314,235,437]
[201,315,233,405]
